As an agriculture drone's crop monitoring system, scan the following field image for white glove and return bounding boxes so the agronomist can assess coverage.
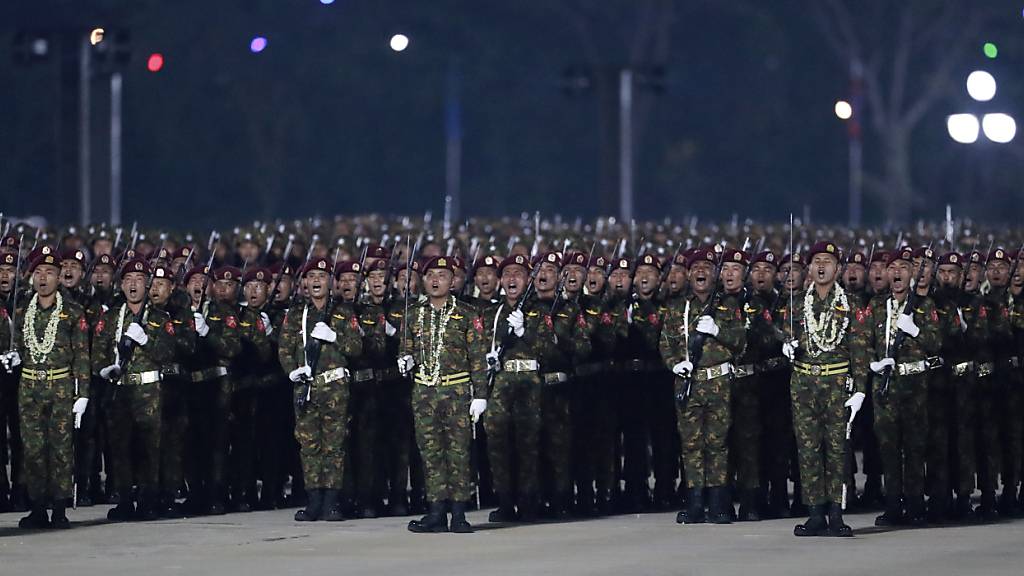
[870,357,895,374]
[385,321,397,337]
[260,312,273,336]
[896,313,920,338]
[844,391,865,415]
[626,304,634,325]
[311,321,337,343]
[289,365,311,383]
[125,322,148,346]
[1,350,20,373]
[72,397,89,429]
[672,360,694,377]
[957,307,968,334]
[486,350,502,372]
[782,340,798,361]
[469,399,488,423]
[194,313,210,337]
[696,315,719,338]
[507,309,525,337]
[398,354,415,376]
[99,363,122,381]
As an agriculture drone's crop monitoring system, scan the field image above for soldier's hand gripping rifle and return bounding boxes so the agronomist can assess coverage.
[879,242,933,397]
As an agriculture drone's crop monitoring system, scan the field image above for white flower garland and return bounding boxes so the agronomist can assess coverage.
[24,291,64,365]
[415,295,455,386]
[803,283,849,358]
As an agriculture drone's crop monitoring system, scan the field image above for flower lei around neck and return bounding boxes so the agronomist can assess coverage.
[24,291,64,365]
[803,283,849,357]
[415,295,456,385]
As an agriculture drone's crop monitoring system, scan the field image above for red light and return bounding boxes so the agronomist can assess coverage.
[147,53,164,72]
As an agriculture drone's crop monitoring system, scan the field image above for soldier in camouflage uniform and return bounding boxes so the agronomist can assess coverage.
[93,257,178,521]
[3,250,91,528]
[778,241,867,537]
[857,246,941,526]
[480,253,557,522]
[399,255,488,533]
[278,256,364,522]
[660,247,745,524]
[1,243,26,513]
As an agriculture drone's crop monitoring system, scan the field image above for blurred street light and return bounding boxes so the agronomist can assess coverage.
[390,34,409,52]
[981,113,1016,143]
[947,114,980,144]
[834,100,852,120]
[966,70,996,102]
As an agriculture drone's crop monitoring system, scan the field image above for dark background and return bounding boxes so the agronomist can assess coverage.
[3,0,1023,228]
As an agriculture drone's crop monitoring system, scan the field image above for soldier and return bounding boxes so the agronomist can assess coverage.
[278,256,363,522]
[860,246,941,526]
[264,261,301,509]
[0,242,28,512]
[469,255,500,306]
[480,253,557,522]
[3,249,91,528]
[399,255,488,533]
[660,247,745,524]
[778,241,866,537]
[778,251,807,515]
[93,257,178,521]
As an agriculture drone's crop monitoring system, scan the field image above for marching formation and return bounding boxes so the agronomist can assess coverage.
[1,214,1023,538]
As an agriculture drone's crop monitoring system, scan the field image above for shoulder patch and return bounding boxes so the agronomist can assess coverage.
[165,321,176,336]
[473,317,484,334]
[78,316,89,333]
[225,316,238,329]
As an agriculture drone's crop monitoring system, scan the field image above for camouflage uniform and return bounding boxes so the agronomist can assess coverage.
[403,295,487,503]
[343,299,387,516]
[155,291,195,510]
[382,303,418,511]
[987,286,1024,513]
[229,304,274,509]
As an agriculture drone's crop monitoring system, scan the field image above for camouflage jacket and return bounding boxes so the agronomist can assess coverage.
[277,299,364,376]
[578,292,617,362]
[932,288,989,366]
[186,300,242,371]
[536,295,592,373]
[231,304,275,388]
[13,292,92,395]
[401,295,487,399]
[852,292,941,389]
[92,300,177,378]
[479,295,558,364]
[660,291,745,371]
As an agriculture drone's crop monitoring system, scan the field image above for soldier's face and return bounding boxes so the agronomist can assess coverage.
[244,280,268,308]
[1014,262,1024,288]
[92,265,113,290]
[337,272,360,301]
[868,261,888,292]
[667,264,688,294]
[367,270,387,297]
[61,260,83,289]
[0,265,15,292]
[721,262,744,293]
[609,268,631,297]
[451,269,467,293]
[214,279,238,304]
[986,261,1010,287]
[32,265,60,298]
[843,264,866,291]
[424,268,454,299]
[475,267,498,296]
[272,275,292,302]
[810,254,838,287]
[937,264,961,289]
[305,270,330,300]
[536,262,559,292]
[913,257,934,290]
[779,263,804,290]
[187,274,207,302]
[564,264,586,296]
[500,265,528,301]
[396,270,420,297]
[92,239,113,256]
[887,260,913,294]
[150,278,173,305]
[586,267,606,294]
[122,272,148,305]
[171,257,187,277]
[750,262,774,292]
[966,263,983,292]
[635,265,660,296]
[689,261,716,295]
[239,241,259,263]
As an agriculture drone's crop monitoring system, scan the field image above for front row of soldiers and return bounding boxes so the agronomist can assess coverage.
[3,234,1024,536]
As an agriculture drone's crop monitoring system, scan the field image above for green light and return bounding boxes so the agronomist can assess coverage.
[984,42,998,59]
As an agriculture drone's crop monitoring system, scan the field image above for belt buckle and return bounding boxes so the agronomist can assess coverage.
[810,365,822,376]
[36,369,48,381]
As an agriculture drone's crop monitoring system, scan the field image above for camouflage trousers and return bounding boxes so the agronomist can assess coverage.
[230,384,260,500]
[294,378,349,490]
[19,375,74,503]
[160,377,188,494]
[729,374,761,490]
[789,372,848,506]
[676,373,731,489]
[997,369,1024,493]
[378,377,414,501]
[1,373,24,493]
[926,369,959,501]
[344,381,379,505]
[108,381,163,492]
[540,380,572,496]
[975,373,1002,493]
[412,381,474,503]
[948,371,977,496]
[572,373,618,496]
[484,373,542,497]
[758,368,794,494]
[873,374,927,498]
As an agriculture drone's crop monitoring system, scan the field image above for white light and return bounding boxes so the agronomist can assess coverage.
[982,113,1016,143]
[390,34,409,52]
[966,70,996,102]
[834,100,853,120]
[947,114,980,144]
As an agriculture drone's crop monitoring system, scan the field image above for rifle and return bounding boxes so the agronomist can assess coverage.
[6,234,25,351]
[289,235,319,307]
[486,255,543,394]
[460,242,482,298]
[676,245,727,407]
[298,246,342,408]
[266,234,295,304]
[879,241,933,397]
[174,243,198,287]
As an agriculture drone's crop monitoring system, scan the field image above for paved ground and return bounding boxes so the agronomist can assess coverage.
[2,505,1022,576]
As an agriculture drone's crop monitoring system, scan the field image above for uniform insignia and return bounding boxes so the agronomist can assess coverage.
[576,313,587,329]
[600,312,613,325]
[648,313,660,326]
[556,313,569,318]
[527,311,539,317]
[78,316,89,332]
[350,316,359,330]
[240,321,252,327]
[585,308,600,316]
[225,316,238,329]
[451,314,464,320]
[855,309,869,324]
[165,322,176,336]
[209,315,222,321]
[473,317,484,334]
[333,314,345,320]
[716,305,728,312]
[930,309,938,323]
[59,313,69,320]
[0,308,7,320]
[734,309,741,321]
[744,304,757,314]
[979,306,988,318]
[256,318,265,332]
[762,309,772,322]
[361,318,376,325]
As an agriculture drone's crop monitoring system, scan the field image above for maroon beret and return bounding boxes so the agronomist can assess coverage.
[752,250,778,266]
[423,256,456,272]
[937,252,963,268]
[720,248,750,266]
[213,266,242,281]
[333,260,363,277]
[302,257,333,277]
[686,247,716,268]
[806,241,840,261]
[243,267,272,284]
[499,253,533,274]
[121,257,151,276]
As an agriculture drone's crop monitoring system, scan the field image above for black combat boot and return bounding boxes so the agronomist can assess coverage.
[518,494,539,523]
[389,488,409,517]
[826,502,852,537]
[550,492,571,520]
[450,501,473,533]
[294,488,324,521]
[952,493,974,522]
[595,489,613,517]
[764,481,789,519]
[927,493,951,524]
[19,503,50,529]
[207,486,227,516]
[408,501,449,533]
[874,493,903,526]
[790,481,808,517]
[488,493,517,523]
[707,486,733,524]
[738,489,761,521]
[50,502,71,529]
[975,491,998,522]
[0,487,10,513]
[998,486,1020,518]
[107,490,136,522]
[677,487,705,524]
[321,490,345,521]
[793,504,827,536]
[859,475,883,509]
[905,495,927,526]
[137,490,160,521]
